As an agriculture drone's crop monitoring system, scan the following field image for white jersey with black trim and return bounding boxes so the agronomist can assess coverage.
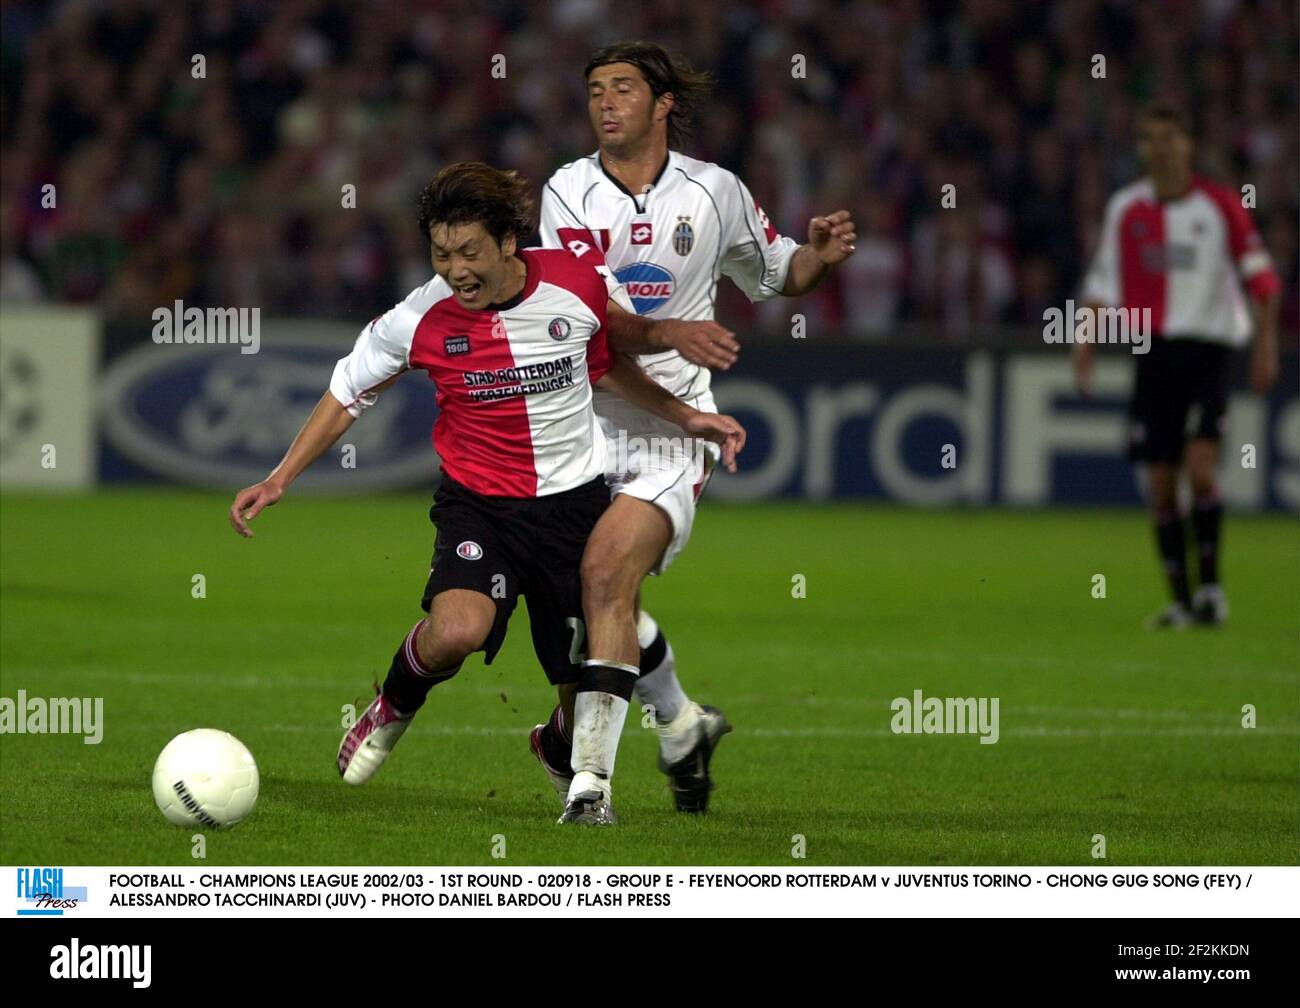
[539,149,800,414]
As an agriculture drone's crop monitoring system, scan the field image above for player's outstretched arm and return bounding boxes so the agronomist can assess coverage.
[781,209,856,297]
[595,353,746,471]
[605,299,739,370]
[228,388,359,537]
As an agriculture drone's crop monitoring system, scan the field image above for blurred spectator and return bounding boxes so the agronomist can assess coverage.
[0,0,1295,347]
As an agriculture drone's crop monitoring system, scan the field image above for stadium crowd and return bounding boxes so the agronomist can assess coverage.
[2,0,1296,342]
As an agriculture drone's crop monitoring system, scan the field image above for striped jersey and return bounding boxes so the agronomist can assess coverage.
[1082,175,1281,347]
[329,247,613,497]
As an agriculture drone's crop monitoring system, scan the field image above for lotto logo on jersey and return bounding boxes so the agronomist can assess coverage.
[630,222,654,245]
[614,262,675,314]
[557,227,610,253]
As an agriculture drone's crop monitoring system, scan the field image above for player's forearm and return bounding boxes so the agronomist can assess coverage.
[264,391,357,490]
[1250,290,1279,353]
[605,302,661,353]
[596,354,696,430]
[781,244,831,297]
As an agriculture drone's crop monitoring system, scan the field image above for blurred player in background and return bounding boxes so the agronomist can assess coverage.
[229,162,745,824]
[530,40,856,812]
[1075,104,1281,628]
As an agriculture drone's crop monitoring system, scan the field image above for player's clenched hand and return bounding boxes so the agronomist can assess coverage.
[229,480,284,537]
[684,412,747,473]
[657,319,739,370]
[808,210,856,265]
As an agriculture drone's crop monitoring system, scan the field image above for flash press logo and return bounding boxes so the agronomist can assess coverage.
[16,868,87,916]
[50,939,151,988]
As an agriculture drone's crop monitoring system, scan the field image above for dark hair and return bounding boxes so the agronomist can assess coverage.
[416,162,534,248]
[1138,102,1193,138]
[584,40,713,148]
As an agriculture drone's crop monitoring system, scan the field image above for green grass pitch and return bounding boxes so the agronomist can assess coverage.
[1,489,1296,866]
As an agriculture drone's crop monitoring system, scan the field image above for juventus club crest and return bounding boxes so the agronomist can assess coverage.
[673,216,694,256]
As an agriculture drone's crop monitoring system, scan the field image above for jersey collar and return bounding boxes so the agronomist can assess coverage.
[596,150,672,212]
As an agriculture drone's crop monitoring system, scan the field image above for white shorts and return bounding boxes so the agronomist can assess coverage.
[595,388,721,575]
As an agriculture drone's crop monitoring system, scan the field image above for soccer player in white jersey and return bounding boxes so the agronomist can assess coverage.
[529,41,857,812]
[228,163,745,825]
[1075,104,1281,628]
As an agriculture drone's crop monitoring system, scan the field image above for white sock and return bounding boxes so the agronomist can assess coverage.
[656,702,702,765]
[568,686,630,801]
[632,611,690,724]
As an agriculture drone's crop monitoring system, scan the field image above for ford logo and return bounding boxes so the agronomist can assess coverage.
[99,331,440,490]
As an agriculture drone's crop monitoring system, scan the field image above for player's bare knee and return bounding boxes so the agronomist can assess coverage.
[419,617,486,668]
[1188,468,1217,499]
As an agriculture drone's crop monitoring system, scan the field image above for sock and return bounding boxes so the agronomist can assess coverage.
[567,660,637,800]
[536,703,573,776]
[381,619,459,715]
[1191,493,1223,587]
[1154,510,1191,608]
[632,611,689,724]
[657,702,703,765]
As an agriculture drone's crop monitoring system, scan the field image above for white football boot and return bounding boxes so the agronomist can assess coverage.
[1146,602,1193,630]
[337,693,413,785]
[1192,584,1229,626]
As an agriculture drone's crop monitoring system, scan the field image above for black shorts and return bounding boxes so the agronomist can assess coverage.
[420,474,609,685]
[1128,337,1233,464]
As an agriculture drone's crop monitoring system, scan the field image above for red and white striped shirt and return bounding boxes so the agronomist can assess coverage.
[1083,175,1281,347]
[330,247,613,497]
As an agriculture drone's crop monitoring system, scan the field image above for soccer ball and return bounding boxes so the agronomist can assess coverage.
[152,729,259,829]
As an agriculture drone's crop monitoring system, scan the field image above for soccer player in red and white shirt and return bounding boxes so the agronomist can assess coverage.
[228,163,745,824]
[1075,104,1281,628]
[530,40,857,813]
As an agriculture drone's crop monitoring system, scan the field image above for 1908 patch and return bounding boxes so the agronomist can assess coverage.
[445,335,470,355]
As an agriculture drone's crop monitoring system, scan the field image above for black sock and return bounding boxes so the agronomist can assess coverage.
[639,629,668,675]
[381,620,458,715]
[1154,511,1191,607]
[537,704,573,774]
[578,661,639,701]
[1191,496,1223,586]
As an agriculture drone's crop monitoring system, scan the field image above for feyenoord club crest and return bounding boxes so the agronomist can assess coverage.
[547,317,572,341]
[673,216,694,256]
[456,541,483,560]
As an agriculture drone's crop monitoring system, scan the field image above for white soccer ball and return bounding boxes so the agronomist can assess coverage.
[152,729,259,829]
